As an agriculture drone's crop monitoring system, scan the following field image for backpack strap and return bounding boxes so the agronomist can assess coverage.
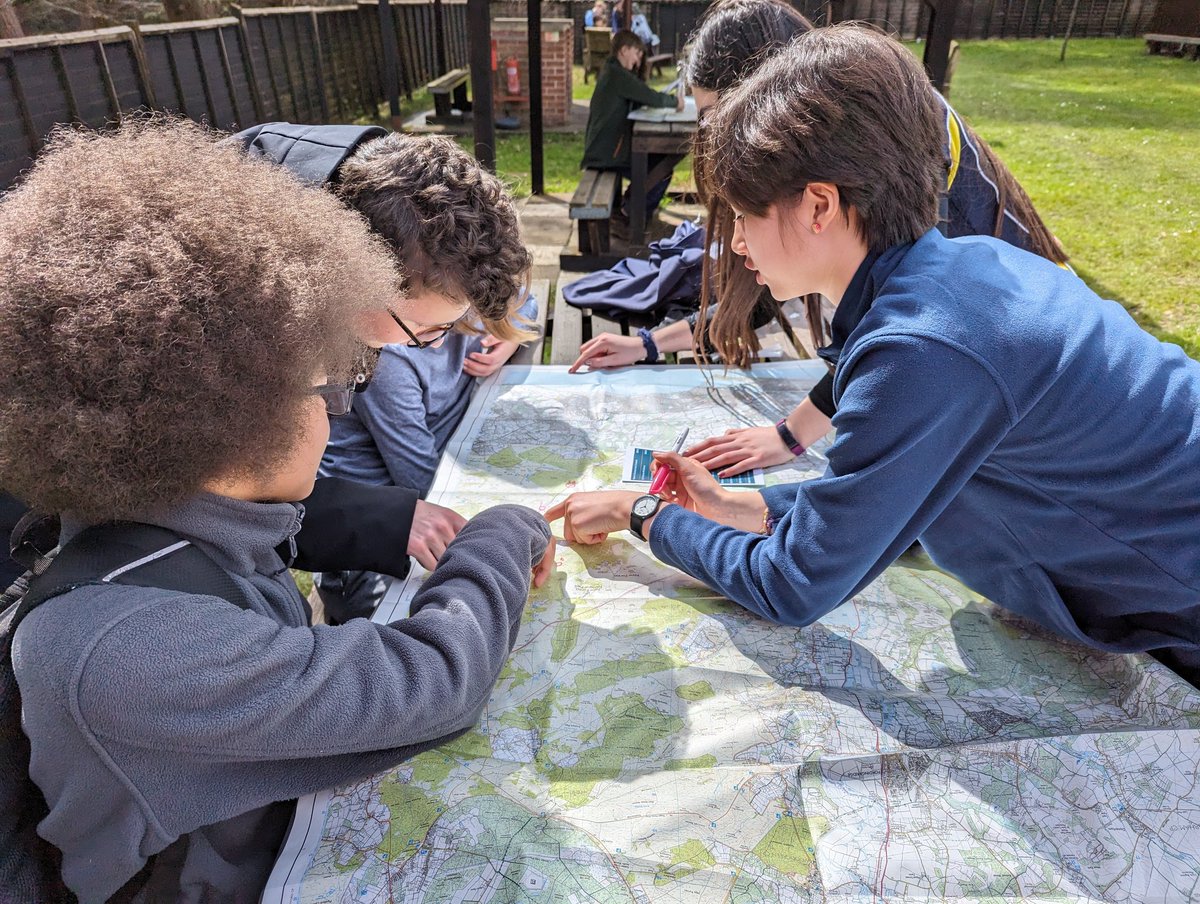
[22,521,256,621]
[4,521,258,903]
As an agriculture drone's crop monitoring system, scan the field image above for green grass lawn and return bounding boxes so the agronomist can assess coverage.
[948,38,1199,357]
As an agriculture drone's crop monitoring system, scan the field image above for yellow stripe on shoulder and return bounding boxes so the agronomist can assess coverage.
[945,109,963,191]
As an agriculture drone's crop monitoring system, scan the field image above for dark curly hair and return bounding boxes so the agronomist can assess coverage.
[0,117,400,522]
[337,133,533,342]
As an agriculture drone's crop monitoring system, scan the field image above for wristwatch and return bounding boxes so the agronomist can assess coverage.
[629,494,664,541]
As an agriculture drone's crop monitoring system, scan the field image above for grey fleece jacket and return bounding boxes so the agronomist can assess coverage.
[12,492,550,903]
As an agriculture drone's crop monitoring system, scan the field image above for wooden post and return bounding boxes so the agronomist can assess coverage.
[214,26,243,125]
[50,44,81,123]
[921,0,960,91]
[4,55,40,154]
[433,0,447,74]
[128,23,159,108]
[529,0,544,194]
[94,40,121,118]
[231,8,266,123]
[272,15,302,120]
[189,30,220,124]
[306,9,331,120]
[376,0,402,128]
[466,0,495,171]
[250,16,285,118]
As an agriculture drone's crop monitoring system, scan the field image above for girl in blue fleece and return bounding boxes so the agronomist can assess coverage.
[548,24,1200,685]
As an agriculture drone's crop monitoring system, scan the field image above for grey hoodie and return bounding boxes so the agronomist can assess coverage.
[12,492,549,902]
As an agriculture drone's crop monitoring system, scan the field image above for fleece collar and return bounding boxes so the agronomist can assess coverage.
[61,493,304,579]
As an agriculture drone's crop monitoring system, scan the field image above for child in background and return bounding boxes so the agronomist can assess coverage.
[582,29,683,220]
[585,0,607,27]
[631,3,660,52]
[317,133,538,623]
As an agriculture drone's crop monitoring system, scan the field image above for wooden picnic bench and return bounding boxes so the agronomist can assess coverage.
[583,27,612,83]
[562,168,622,270]
[427,67,471,123]
[1145,34,1200,60]
[646,52,672,78]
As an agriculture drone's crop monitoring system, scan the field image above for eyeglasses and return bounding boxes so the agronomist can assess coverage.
[390,309,469,349]
[309,381,355,417]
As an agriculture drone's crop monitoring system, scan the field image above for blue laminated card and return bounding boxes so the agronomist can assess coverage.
[622,446,765,488]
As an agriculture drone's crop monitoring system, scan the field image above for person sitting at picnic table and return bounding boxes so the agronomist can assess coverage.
[548,24,1200,688]
[631,3,660,53]
[584,0,607,27]
[0,118,554,902]
[570,0,1068,477]
[582,29,684,222]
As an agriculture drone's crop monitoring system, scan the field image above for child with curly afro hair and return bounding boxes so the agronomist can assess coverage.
[0,118,553,901]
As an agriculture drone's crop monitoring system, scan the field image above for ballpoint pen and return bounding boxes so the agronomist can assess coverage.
[648,427,689,496]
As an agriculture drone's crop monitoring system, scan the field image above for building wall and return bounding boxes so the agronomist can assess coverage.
[492,17,574,127]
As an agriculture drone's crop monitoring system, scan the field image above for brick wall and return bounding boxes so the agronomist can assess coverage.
[492,17,574,127]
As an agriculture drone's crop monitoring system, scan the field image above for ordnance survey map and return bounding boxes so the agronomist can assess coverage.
[264,363,1200,904]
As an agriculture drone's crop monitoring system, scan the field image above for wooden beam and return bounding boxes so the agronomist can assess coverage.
[466,0,495,171]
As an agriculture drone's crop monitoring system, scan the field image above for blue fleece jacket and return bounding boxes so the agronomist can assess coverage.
[320,295,538,496]
[650,229,1200,659]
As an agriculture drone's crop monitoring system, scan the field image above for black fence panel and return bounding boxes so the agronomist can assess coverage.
[0,2,471,190]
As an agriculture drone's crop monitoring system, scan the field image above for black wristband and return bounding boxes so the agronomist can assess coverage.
[775,418,805,457]
[637,327,659,364]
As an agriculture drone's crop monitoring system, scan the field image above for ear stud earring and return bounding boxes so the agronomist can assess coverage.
[812,222,822,234]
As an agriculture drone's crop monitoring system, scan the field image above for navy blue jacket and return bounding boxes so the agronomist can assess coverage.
[651,230,1200,662]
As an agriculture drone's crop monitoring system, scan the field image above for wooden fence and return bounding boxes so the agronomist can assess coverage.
[553,0,1160,63]
[0,0,468,190]
[811,0,1158,40]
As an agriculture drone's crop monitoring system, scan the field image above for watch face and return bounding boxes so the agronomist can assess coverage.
[632,495,660,517]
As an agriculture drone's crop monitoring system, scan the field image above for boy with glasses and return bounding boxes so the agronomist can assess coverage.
[313,133,539,623]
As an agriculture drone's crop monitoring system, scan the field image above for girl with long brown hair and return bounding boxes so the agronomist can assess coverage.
[573,0,1067,477]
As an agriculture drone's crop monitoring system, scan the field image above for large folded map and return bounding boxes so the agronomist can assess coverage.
[265,363,1200,904]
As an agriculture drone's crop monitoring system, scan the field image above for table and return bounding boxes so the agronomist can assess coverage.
[627,101,696,248]
[265,364,1200,903]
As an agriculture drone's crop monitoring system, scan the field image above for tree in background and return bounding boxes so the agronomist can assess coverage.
[1,0,24,37]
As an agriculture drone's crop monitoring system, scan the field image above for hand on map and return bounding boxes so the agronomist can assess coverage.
[532,533,557,587]
[545,490,647,544]
[463,335,520,378]
[650,452,767,532]
[686,426,793,477]
[408,500,468,570]
[568,334,646,373]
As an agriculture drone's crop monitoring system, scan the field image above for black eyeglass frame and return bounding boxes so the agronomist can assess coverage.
[390,309,470,349]
[310,382,355,417]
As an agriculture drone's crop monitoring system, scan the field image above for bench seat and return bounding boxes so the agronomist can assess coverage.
[647,52,672,78]
[563,168,621,267]
[427,67,471,122]
[1146,34,1200,60]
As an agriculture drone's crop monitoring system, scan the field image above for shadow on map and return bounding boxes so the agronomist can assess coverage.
[445,399,599,487]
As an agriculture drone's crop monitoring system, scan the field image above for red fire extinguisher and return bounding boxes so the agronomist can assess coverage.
[505,56,521,95]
